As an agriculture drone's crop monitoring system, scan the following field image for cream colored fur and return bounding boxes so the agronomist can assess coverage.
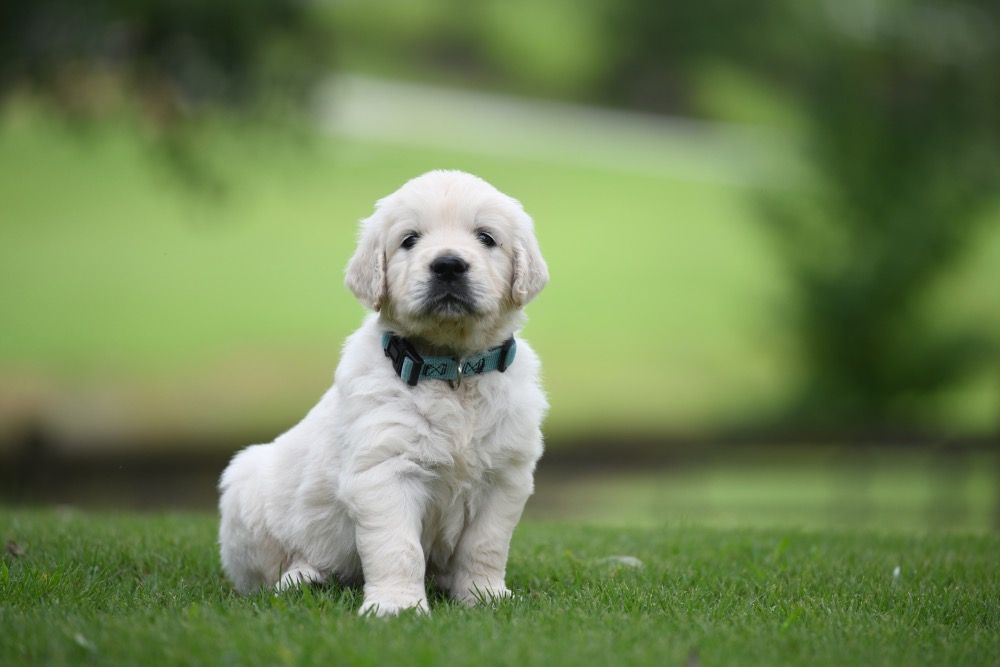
[218,170,548,616]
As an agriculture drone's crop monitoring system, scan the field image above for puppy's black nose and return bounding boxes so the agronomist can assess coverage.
[431,255,468,282]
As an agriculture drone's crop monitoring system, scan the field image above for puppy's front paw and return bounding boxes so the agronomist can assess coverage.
[452,580,514,607]
[358,594,430,618]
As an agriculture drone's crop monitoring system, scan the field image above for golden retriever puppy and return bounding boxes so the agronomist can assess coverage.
[218,170,548,616]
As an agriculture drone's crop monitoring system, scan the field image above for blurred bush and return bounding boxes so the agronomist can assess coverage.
[750,3,1000,434]
[602,0,1000,435]
[0,0,334,189]
[326,0,613,103]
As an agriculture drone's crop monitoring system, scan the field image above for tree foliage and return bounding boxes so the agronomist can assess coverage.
[607,0,1000,435]
[1,0,332,122]
[0,0,334,189]
[761,3,1000,433]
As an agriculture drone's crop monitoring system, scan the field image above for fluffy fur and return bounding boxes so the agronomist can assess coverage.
[218,170,549,616]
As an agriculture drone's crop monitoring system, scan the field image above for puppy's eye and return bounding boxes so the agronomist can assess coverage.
[476,231,497,248]
[400,233,420,250]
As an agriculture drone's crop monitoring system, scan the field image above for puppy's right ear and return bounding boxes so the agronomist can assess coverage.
[344,213,387,311]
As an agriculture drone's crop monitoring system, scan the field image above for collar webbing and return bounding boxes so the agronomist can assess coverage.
[381,332,516,387]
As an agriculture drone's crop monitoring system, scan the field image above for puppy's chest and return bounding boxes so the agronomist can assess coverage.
[413,382,505,480]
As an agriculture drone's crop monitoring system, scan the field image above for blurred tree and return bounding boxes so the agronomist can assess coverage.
[600,0,773,115]
[759,2,1000,435]
[0,0,334,189]
[606,0,1000,436]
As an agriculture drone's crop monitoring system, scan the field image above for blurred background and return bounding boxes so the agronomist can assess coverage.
[1,0,998,530]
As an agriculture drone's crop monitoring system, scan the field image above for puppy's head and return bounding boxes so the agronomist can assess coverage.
[345,171,547,350]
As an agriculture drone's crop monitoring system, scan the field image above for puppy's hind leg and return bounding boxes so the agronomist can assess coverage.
[219,445,287,594]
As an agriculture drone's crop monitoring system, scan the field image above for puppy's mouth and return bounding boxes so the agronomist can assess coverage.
[422,285,479,318]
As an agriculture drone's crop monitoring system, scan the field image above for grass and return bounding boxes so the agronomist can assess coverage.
[1,506,997,667]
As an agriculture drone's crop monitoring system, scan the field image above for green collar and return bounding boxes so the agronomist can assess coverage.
[381,332,516,387]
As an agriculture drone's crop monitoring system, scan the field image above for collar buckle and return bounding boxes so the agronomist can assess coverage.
[382,333,424,386]
[497,337,515,372]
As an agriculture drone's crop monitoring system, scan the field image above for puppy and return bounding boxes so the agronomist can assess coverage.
[218,170,548,616]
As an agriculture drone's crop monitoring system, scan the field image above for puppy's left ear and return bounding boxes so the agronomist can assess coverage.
[511,213,549,307]
[344,212,388,311]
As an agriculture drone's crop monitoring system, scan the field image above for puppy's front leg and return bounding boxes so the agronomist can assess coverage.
[343,458,431,617]
[447,462,534,606]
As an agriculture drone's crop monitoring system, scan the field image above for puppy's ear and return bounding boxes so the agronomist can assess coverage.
[344,213,387,311]
[511,214,549,307]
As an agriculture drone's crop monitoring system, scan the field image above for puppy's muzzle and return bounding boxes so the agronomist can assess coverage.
[424,254,477,316]
[431,255,468,283]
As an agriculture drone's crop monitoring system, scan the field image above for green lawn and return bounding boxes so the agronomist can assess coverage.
[2,104,999,452]
[1,507,997,667]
